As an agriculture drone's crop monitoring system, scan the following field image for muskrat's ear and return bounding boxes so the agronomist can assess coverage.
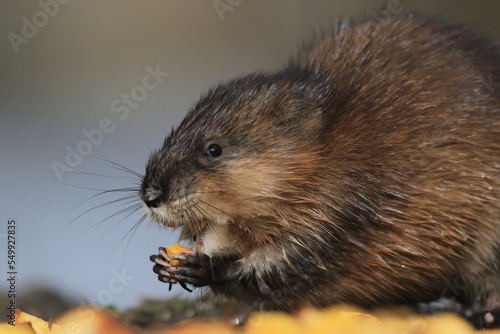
[274,99,323,123]
[276,98,325,138]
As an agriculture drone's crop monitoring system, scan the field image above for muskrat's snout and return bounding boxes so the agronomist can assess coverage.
[140,151,173,224]
[140,158,165,209]
[141,186,163,209]
[140,145,207,229]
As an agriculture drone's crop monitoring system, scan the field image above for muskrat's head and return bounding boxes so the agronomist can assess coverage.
[141,72,329,257]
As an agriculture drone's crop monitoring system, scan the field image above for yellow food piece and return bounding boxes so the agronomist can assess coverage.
[166,243,192,267]
[424,313,475,334]
[2,304,499,333]
[242,306,482,334]
[3,307,133,334]
[55,307,132,334]
[155,319,236,334]
[296,306,384,334]
[244,312,301,334]
[14,309,63,334]
[0,322,35,334]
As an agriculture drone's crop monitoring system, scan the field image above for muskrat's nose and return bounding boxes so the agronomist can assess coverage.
[142,188,164,208]
[144,197,162,208]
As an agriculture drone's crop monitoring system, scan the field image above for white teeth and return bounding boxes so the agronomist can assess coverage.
[196,223,233,257]
[143,194,235,255]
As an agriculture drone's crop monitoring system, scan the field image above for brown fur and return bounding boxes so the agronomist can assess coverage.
[143,15,500,314]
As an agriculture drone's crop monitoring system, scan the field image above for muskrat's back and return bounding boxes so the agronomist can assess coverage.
[146,15,500,319]
[288,16,500,308]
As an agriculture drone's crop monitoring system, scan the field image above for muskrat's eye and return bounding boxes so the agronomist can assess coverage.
[205,143,223,158]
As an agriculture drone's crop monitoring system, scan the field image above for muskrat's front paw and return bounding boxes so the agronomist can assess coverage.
[149,248,214,292]
[149,254,176,288]
[167,250,215,287]
[150,248,193,292]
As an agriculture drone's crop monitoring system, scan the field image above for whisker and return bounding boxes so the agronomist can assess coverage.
[89,156,143,179]
[62,202,142,244]
[68,187,140,213]
[60,171,140,183]
[101,208,147,257]
[99,203,144,229]
[62,183,140,193]
[116,196,144,208]
[56,157,151,263]
[112,213,149,262]
[100,207,143,239]
[189,190,225,195]
[59,193,141,234]
[191,201,216,229]
[187,199,230,253]
[196,191,268,202]
[184,198,204,233]
[196,198,236,221]
[155,87,171,125]
[190,189,273,204]
[81,203,143,236]
[190,201,221,240]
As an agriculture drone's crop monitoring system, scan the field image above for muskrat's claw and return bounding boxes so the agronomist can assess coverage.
[150,254,177,282]
[168,251,215,287]
[149,250,215,292]
[171,250,210,268]
[469,310,500,329]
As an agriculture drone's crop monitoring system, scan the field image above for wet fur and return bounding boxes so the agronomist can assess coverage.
[143,16,500,314]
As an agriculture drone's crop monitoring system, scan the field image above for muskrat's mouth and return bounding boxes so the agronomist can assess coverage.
[190,219,208,234]
[175,219,207,248]
[188,220,243,258]
[192,225,207,240]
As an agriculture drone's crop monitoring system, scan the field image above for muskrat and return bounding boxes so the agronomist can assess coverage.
[144,15,500,324]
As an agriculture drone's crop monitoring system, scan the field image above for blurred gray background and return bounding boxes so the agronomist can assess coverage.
[1,0,500,316]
